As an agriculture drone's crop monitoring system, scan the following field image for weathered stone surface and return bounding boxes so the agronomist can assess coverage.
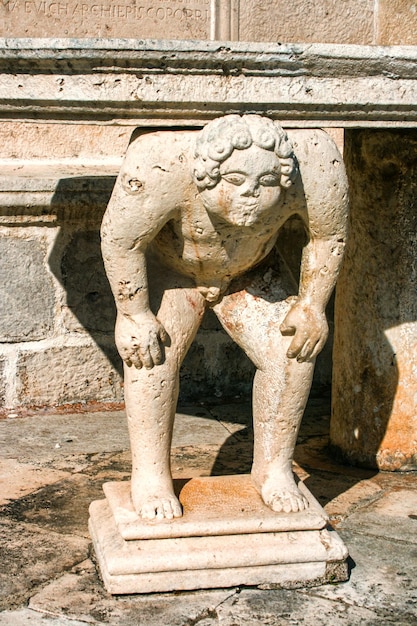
[0,0,211,39]
[0,237,54,342]
[30,564,235,626]
[0,609,88,626]
[0,357,5,407]
[1,473,127,538]
[377,0,417,45]
[2,40,417,127]
[180,330,254,401]
[0,402,416,623]
[0,168,116,227]
[0,122,130,160]
[0,519,88,610]
[339,488,417,544]
[206,402,252,440]
[29,561,413,625]
[216,587,392,625]
[61,230,116,333]
[91,117,349,594]
[6,0,414,47]
[0,458,70,505]
[310,529,417,620]
[0,410,128,464]
[239,0,374,44]
[16,342,124,407]
[331,130,417,470]
[171,408,236,447]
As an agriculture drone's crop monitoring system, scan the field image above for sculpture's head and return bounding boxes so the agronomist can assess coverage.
[192,115,298,227]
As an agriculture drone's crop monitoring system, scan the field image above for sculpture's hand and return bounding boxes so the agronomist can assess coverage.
[280,297,328,362]
[115,311,169,369]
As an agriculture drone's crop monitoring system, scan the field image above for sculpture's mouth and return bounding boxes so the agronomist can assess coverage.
[237,201,258,210]
[227,208,260,227]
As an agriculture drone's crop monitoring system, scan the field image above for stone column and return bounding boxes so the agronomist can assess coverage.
[331,129,417,471]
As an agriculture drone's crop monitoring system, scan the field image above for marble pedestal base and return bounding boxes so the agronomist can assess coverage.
[89,475,348,594]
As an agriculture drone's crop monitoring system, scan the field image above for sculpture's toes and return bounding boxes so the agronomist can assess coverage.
[140,495,182,520]
[269,489,309,513]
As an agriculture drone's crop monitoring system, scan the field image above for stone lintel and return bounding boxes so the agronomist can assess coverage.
[1,40,417,127]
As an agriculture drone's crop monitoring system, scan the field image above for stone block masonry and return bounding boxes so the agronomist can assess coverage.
[0,162,127,412]
[2,0,417,44]
[0,0,212,39]
[0,237,55,342]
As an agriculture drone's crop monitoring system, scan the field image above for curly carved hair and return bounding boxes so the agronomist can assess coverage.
[192,114,298,191]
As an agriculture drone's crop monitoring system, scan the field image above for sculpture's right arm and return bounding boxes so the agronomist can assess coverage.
[100,137,180,369]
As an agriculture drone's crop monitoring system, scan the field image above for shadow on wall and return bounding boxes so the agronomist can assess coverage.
[48,175,122,379]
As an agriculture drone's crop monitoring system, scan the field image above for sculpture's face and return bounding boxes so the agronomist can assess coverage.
[199,144,282,227]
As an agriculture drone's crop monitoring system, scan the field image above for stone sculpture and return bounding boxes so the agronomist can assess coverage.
[101,114,348,522]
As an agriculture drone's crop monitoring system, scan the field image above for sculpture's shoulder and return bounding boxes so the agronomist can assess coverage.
[111,129,199,212]
[121,129,197,182]
[286,129,349,217]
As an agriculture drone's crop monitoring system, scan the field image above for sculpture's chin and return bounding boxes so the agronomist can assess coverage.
[229,215,259,227]
[205,205,263,227]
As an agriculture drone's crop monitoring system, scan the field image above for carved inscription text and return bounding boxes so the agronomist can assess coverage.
[0,0,210,38]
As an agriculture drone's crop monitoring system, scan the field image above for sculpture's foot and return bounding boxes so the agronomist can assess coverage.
[131,484,182,521]
[256,473,309,514]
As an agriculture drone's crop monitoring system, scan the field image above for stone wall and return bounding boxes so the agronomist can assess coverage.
[1,0,417,44]
[0,125,130,412]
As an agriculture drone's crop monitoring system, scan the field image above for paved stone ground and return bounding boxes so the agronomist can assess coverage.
[0,396,416,625]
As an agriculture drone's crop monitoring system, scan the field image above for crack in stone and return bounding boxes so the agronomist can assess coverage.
[182,589,240,625]
[182,606,219,625]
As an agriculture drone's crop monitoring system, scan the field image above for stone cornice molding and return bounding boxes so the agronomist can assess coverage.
[1,39,417,126]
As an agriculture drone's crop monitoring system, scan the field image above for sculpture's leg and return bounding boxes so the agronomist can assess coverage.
[124,283,206,520]
[250,347,314,513]
[214,277,315,513]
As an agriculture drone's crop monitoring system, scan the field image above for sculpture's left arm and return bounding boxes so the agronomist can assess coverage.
[280,129,349,362]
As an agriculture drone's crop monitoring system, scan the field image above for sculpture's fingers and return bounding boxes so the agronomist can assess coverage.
[129,351,143,369]
[280,320,296,336]
[297,337,317,362]
[158,325,169,345]
[139,346,154,369]
[310,337,326,361]
[120,345,137,368]
[149,331,163,365]
[286,332,308,359]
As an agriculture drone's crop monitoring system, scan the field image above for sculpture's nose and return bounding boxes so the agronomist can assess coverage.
[241,179,260,197]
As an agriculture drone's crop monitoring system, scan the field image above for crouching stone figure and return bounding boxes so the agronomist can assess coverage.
[101,115,348,521]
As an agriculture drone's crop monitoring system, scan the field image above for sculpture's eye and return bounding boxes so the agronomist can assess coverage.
[222,173,246,186]
[259,173,280,187]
